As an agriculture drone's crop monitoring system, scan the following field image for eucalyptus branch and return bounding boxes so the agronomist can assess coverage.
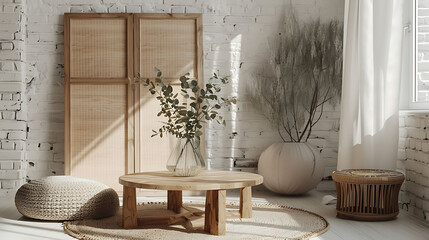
[136,68,236,141]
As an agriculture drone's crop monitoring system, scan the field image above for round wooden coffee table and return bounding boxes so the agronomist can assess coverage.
[119,171,263,235]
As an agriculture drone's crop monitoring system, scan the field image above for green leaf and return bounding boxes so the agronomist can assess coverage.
[147,71,233,139]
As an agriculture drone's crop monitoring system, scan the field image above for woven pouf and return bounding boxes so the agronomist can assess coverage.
[15,176,119,221]
[332,169,404,221]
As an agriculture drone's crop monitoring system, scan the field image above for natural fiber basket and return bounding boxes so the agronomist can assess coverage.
[332,169,404,221]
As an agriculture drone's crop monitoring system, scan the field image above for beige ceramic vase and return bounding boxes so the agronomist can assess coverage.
[258,142,324,195]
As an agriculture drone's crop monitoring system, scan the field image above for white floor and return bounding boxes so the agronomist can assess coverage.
[1,189,428,240]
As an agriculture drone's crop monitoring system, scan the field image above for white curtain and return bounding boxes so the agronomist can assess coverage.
[337,0,405,170]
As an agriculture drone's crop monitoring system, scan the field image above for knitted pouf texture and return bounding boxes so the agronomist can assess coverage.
[15,176,119,221]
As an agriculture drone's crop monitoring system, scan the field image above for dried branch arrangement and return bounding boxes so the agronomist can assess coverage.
[249,14,343,142]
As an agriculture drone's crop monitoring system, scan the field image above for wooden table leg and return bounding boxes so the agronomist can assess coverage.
[204,189,226,235]
[167,190,182,213]
[240,186,252,218]
[123,186,138,228]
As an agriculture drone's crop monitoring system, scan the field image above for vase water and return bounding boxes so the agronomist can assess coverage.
[166,137,205,177]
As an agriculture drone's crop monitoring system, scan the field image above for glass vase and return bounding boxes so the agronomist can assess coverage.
[166,137,205,177]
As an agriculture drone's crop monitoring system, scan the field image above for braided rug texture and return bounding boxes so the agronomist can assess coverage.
[64,201,329,240]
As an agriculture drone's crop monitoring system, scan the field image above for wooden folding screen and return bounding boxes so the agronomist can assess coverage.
[64,13,202,192]
[64,14,134,191]
[133,14,203,173]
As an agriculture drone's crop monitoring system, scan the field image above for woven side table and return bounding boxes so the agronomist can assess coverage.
[332,169,404,221]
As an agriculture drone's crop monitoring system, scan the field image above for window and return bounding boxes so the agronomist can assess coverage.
[402,0,429,110]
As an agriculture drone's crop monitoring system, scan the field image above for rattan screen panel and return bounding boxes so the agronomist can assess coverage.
[70,84,127,191]
[70,18,127,78]
[139,19,196,79]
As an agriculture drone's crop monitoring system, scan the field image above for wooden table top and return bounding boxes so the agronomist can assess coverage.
[119,171,263,191]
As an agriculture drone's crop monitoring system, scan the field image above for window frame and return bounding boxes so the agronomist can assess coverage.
[404,0,429,110]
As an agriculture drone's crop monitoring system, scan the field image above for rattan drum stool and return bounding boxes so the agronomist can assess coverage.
[332,169,404,221]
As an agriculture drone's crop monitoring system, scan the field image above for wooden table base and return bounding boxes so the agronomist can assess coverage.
[122,186,253,236]
[167,190,182,213]
[122,186,137,229]
[240,187,252,218]
[204,189,226,235]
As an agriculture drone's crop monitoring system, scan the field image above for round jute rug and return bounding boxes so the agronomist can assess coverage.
[64,201,329,240]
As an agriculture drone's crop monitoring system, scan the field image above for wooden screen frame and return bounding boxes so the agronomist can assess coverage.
[64,13,204,189]
[133,13,204,173]
[64,13,135,176]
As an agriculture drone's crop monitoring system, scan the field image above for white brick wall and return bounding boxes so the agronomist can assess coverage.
[398,113,429,223]
[0,0,345,197]
[0,0,26,198]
